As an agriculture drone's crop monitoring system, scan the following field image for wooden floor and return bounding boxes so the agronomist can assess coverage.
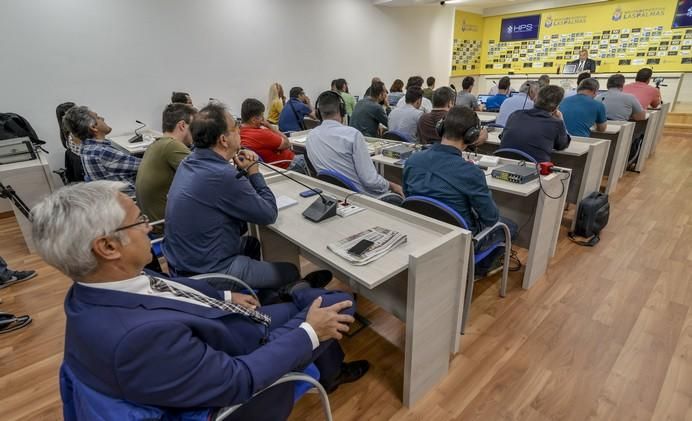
[1,130,691,421]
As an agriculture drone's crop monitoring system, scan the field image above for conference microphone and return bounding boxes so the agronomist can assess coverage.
[128,120,146,143]
[235,158,338,223]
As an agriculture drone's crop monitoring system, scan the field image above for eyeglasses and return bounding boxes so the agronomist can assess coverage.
[115,214,150,232]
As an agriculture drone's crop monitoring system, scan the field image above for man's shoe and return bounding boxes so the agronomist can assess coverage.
[303,270,333,289]
[325,360,370,393]
[0,270,37,289]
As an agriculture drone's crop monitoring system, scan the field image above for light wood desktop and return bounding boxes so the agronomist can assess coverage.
[109,129,162,155]
[479,131,609,211]
[0,151,56,252]
[250,173,471,407]
[371,152,570,289]
[648,102,671,157]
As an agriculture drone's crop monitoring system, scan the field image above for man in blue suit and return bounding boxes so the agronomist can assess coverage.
[30,180,369,420]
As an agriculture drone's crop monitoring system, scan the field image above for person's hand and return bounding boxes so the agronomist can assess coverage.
[305,297,355,342]
[233,150,260,175]
[389,182,404,197]
[260,119,273,129]
[231,293,259,310]
[553,109,563,120]
[302,95,311,105]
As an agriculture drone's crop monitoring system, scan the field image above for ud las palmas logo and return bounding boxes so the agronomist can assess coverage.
[612,7,622,21]
[544,15,553,28]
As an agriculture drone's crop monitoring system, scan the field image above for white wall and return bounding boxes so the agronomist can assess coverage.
[0,0,454,173]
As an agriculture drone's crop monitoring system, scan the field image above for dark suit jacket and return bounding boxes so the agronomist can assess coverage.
[64,275,353,420]
[570,58,597,73]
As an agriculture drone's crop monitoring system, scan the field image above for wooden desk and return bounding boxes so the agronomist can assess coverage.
[606,113,659,173]
[252,173,471,406]
[110,129,162,155]
[478,132,609,209]
[648,102,671,157]
[372,152,570,289]
[589,122,634,195]
[477,112,498,123]
[0,151,56,252]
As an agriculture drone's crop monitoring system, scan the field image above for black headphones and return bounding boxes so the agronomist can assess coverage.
[435,113,481,145]
[315,90,346,121]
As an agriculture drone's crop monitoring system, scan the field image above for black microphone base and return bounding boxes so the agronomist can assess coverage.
[302,196,338,222]
[128,134,143,143]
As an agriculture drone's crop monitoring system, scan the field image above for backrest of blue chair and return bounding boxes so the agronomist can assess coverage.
[383,130,414,143]
[317,169,361,192]
[402,196,469,229]
[60,363,211,421]
[494,148,537,163]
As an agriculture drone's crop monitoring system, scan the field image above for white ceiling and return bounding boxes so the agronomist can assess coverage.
[374,0,611,16]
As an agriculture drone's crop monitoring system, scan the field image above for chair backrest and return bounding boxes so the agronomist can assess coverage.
[493,148,537,163]
[303,153,318,177]
[382,130,414,143]
[316,169,361,192]
[303,118,321,130]
[402,196,469,229]
[60,363,210,421]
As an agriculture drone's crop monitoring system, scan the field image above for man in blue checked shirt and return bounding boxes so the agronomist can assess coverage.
[62,106,141,194]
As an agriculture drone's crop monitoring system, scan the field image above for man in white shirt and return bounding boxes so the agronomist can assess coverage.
[307,91,403,196]
[387,86,424,142]
[29,180,369,419]
[396,76,433,112]
[495,81,539,127]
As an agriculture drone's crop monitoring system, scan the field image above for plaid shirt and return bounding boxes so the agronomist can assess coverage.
[80,138,141,194]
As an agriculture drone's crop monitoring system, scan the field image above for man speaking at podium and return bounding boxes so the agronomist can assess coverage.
[569,50,597,73]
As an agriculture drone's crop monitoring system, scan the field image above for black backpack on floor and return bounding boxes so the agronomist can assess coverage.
[569,192,610,247]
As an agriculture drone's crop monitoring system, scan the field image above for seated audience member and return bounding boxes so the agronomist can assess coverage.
[171,91,193,105]
[335,79,356,116]
[423,76,435,101]
[387,86,424,142]
[266,82,285,125]
[30,181,369,420]
[456,76,480,111]
[278,87,315,132]
[404,106,517,276]
[596,74,647,121]
[397,76,433,112]
[62,106,141,194]
[308,91,403,196]
[240,98,305,172]
[623,68,662,110]
[559,78,607,137]
[495,81,539,127]
[485,76,511,111]
[563,72,591,99]
[350,81,389,137]
[363,76,383,98]
[417,86,456,144]
[388,79,405,106]
[500,85,571,162]
[538,74,551,89]
[164,102,330,290]
[135,103,196,227]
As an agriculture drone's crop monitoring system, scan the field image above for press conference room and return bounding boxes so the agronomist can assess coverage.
[1,0,691,420]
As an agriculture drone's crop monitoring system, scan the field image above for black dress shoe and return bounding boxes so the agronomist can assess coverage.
[303,270,333,289]
[324,360,370,393]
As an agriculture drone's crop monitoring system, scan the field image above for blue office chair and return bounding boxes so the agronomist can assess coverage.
[493,148,537,163]
[316,169,403,206]
[60,362,332,421]
[401,196,511,334]
[383,130,415,143]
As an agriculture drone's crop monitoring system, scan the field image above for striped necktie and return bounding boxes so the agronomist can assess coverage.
[148,276,271,327]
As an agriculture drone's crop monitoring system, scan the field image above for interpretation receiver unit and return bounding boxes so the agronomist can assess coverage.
[491,164,538,184]
[382,144,415,160]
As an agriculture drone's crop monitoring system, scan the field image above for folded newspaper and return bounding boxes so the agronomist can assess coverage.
[327,226,407,265]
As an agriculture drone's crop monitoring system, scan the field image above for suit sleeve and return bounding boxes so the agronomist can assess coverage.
[114,321,313,408]
[217,172,278,225]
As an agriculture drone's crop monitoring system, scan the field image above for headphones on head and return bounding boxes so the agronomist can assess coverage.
[435,113,481,145]
[315,90,346,121]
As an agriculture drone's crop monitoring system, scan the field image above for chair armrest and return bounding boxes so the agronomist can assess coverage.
[189,273,259,303]
[473,221,510,244]
[214,372,332,421]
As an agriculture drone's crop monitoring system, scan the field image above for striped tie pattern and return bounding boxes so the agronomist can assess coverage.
[148,276,271,327]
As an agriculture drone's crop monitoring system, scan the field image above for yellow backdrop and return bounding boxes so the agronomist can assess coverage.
[451,0,692,76]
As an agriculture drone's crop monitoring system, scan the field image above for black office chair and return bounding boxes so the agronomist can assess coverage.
[382,130,414,143]
[303,118,321,130]
[493,148,538,163]
[303,153,318,177]
[316,169,403,206]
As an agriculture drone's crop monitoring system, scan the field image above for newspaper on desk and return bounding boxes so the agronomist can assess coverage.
[327,226,407,265]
